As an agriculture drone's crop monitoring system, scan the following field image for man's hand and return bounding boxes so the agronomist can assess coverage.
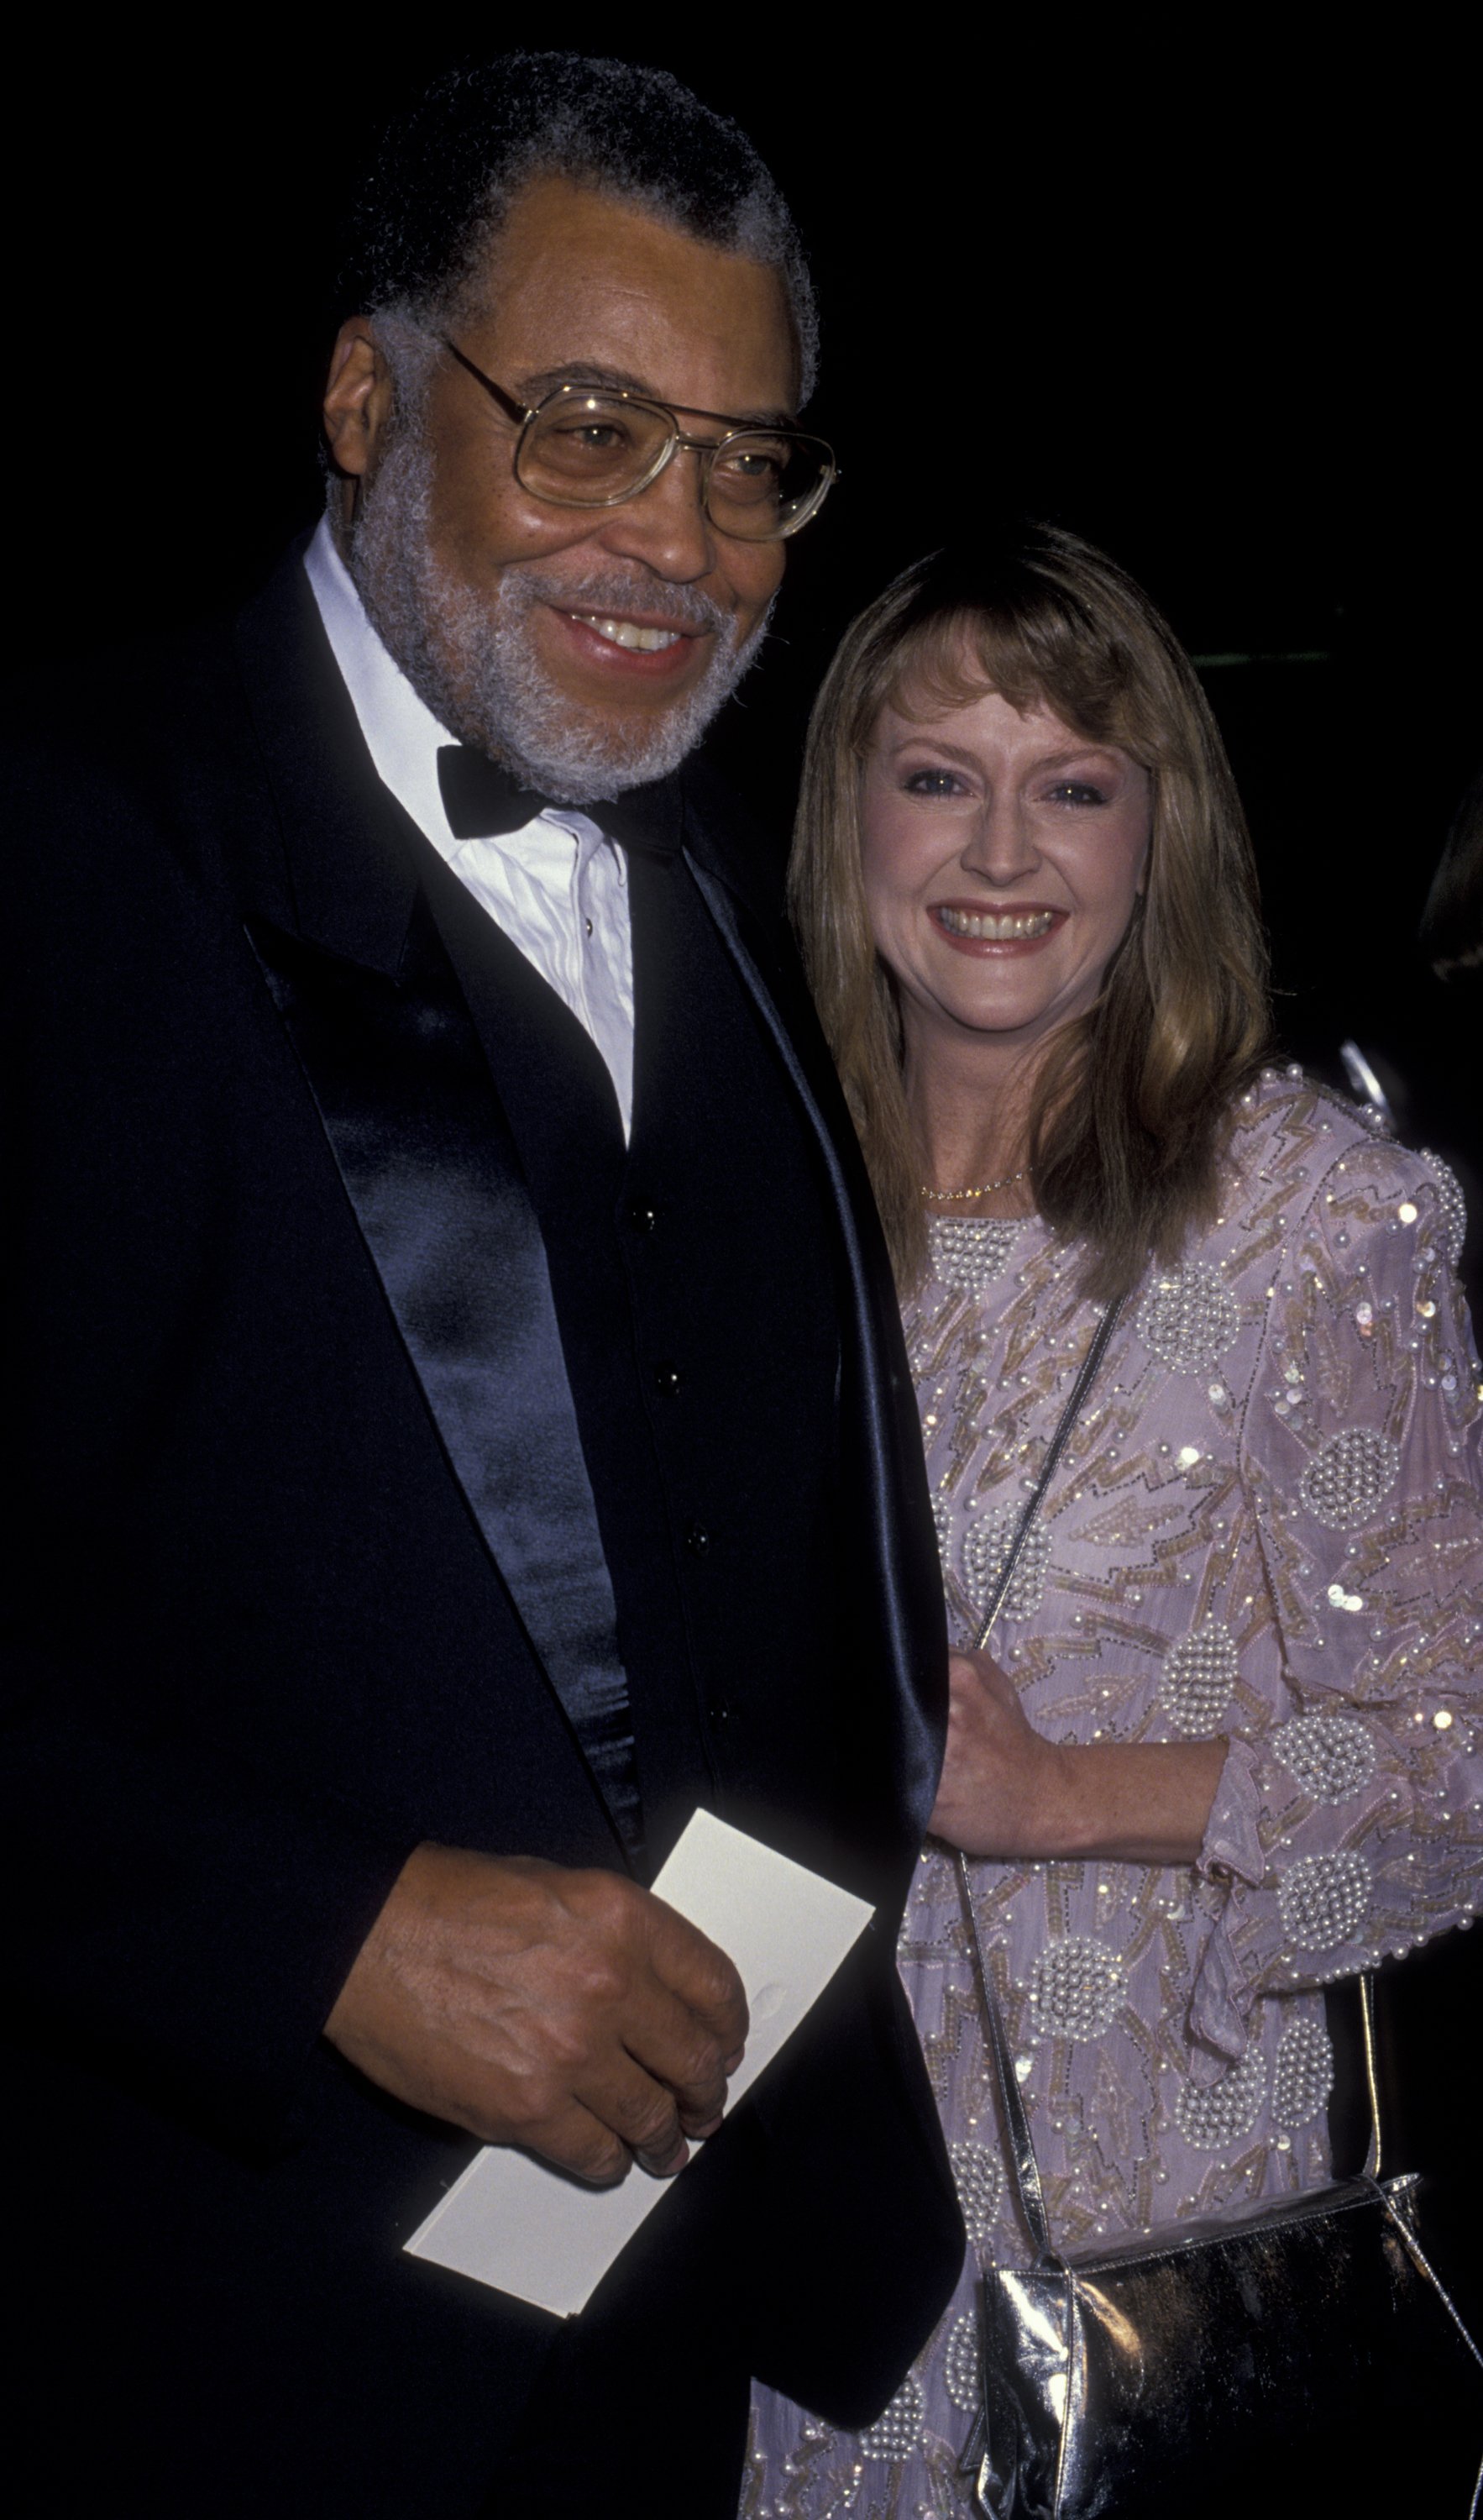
[325,1845,747,2185]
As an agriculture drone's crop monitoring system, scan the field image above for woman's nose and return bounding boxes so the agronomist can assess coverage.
[961,798,1041,884]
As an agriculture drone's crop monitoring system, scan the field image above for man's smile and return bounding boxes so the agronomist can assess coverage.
[567,611,692,654]
[545,601,714,684]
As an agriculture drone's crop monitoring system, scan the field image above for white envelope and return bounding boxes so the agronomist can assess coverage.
[404,1808,873,2315]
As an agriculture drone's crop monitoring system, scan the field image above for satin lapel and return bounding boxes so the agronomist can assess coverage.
[244,895,644,1870]
[682,848,946,1851]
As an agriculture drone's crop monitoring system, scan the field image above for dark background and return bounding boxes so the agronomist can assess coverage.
[10,24,1476,1077]
[10,20,1481,2296]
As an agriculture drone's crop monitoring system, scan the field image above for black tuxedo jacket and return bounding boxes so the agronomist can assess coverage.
[2,553,961,2516]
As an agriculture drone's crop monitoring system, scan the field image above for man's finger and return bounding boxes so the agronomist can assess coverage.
[579,2050,691,2176]
[642,1897,749,2054]
[521,2099,634,2188]
[617,1981,735,2129]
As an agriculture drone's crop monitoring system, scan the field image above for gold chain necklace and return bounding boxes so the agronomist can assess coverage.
[920,1164,1031,1202]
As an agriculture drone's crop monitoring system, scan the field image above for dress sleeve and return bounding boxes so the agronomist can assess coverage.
[1187,1131,1483,2066]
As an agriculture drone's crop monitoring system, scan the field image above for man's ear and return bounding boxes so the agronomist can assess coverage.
[322,321,394,479]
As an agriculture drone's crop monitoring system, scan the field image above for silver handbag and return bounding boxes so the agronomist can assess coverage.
[954,1302,1483,2518]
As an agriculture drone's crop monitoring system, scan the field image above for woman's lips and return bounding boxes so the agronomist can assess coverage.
[931,902,1066,952]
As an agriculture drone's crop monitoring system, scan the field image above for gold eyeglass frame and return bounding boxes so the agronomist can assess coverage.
[440,338,838,541]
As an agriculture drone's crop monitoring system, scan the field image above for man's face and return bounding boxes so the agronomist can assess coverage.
[324,176,798,797]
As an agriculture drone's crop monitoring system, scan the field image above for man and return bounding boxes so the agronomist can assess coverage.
[4,55,961,2519]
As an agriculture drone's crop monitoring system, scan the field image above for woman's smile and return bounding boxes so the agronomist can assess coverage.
[931,901,1065,948]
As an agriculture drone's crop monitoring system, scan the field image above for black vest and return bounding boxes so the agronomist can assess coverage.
[427,835,847,1878]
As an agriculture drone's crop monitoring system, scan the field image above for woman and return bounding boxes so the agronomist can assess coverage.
[744,529,1483,2517]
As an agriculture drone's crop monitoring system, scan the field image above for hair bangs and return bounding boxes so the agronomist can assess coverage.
[859,583,1155,769]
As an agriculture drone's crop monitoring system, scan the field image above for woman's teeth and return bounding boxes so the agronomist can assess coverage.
[938,907,1057,940]
[573,615,684,653]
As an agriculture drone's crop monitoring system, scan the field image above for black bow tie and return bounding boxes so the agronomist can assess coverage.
[438,747,556,839]
[436,746,684,857]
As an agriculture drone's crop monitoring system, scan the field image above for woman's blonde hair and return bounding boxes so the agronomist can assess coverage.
[789,525,1272,1299]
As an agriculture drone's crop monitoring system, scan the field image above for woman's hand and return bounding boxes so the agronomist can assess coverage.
[930,1651,1076,1859]
[930,1651,1228,1866]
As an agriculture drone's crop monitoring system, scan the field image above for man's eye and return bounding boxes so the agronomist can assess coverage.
[563,421,631,454]
[715,447,784,482]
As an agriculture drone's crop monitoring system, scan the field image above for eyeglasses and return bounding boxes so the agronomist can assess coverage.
[440,339,838,543]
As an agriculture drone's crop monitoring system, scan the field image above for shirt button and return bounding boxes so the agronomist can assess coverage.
[684,1524,710,1558]
[627,1201,658,1235]
[709,1701,730,1726]
[584,916,594,937]
[653,1362,682,1395]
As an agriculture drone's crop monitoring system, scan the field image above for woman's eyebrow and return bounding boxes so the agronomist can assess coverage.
[882,735,1124,772]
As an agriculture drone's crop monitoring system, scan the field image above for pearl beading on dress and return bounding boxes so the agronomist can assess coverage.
[1029,1935,1129,2040]
[963,1500,1052,1624]
[1277,1849,1373,1948]
[927,1215,1023,1297]
[1175,2045,1267,2149]
[1160,1618,1239,1733]
[1135,1259,1241,1373]
[948,2139,1004,2246]
[1272,1713,1377,1802]
[1298,1428,1402,1529]
[1272,2015,1335,2126]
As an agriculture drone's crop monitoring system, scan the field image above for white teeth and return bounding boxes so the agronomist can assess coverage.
[939,907,1057,941]
[574,614,683,653]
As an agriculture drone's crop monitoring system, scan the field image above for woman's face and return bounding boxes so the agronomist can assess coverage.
[861,680,1152,1066]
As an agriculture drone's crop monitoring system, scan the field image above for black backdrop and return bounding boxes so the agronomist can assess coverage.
[9,19,1481,2309]
[10,25,1477,1067]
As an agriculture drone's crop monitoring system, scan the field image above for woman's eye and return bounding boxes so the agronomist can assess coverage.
[1045,781,1108,806]
[904,768,967,798]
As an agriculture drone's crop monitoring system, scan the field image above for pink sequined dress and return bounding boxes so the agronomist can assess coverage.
[745,1074,1483,2518]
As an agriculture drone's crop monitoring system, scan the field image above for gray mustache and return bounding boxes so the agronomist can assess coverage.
[506,567,732,640]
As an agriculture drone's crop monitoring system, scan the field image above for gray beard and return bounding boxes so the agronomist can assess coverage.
[343,428,771,805]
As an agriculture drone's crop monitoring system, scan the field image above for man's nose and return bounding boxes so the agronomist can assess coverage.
[961,796,1041,885]
[594,445,718,584]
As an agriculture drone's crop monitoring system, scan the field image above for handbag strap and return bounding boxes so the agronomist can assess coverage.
[972,1297,1124,1656]
[955,1295,1124,2260]
[950,1284,1386,2259]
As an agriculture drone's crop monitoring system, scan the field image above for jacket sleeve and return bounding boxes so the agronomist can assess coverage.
[1185,1134,1483,2066]
[3,732,416,2153]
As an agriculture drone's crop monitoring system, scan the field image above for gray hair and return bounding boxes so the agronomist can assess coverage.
[342,53,818,403]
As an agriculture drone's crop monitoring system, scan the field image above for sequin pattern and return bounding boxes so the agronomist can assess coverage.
[747,1079,1483,2520]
